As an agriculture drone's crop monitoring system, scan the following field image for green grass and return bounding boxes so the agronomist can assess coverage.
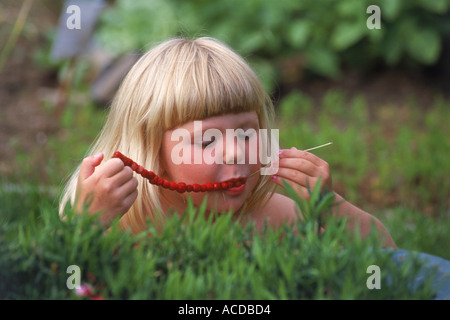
[379,207,449,260]
[0,182,440,299]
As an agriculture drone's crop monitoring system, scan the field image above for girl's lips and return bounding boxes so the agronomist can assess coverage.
[224,182,246,195]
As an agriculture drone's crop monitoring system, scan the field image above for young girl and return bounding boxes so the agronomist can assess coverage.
[59,37,396,249]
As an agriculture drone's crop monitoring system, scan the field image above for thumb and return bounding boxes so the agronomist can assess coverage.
[78,152,104,181]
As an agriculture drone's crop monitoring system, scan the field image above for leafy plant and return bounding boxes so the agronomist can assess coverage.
[95,0,450,92]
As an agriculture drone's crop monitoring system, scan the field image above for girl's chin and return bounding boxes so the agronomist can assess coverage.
[186,192,246,214]
[211,202,245,215]
[196,200,244,215]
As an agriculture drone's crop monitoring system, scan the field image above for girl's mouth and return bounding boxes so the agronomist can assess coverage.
[223,179,246,196]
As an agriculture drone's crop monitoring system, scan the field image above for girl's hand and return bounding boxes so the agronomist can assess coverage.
[75,153,138,227]
[271,147,333,200]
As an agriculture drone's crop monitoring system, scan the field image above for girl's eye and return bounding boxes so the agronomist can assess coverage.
[238,134,248,141]
[201,137,215,148]
[238,131,254,141]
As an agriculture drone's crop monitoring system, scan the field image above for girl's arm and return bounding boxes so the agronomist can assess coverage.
[330,193,396,248]
[270,147,396,249]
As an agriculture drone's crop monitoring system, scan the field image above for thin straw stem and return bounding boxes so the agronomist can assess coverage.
[0,0,34,75]
[303,142,333,152]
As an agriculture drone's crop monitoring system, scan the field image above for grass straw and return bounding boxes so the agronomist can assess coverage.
[0,0,34,75]
[302,142,333,152]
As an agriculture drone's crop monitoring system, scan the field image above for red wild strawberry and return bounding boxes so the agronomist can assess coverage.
[112,152,248,194]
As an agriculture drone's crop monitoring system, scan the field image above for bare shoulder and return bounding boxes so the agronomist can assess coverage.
[250,192,302,229]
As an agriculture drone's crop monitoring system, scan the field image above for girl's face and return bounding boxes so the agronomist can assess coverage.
[160,111,261,215]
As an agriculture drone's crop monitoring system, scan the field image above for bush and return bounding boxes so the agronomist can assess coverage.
[95,0,450,92]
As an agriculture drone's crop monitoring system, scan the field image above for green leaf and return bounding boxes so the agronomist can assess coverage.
[237,32,266,54]
[406,28,441,64]
[337,0,364,17]
[417,0,449,14]
[331,22,366,51]
[379,0,403,21]
[287,20,311,48]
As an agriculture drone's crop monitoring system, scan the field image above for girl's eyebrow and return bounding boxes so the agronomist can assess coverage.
[186,113,260,135]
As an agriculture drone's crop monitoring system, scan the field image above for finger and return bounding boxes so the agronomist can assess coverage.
[95,158,125,178]
[279,148,326,167]
[116,178,139,211]
[99,187,138,226]
[79,153,104,181]
[116,176,139,198]
[278,157,320,178]
[271,176,309,199]
[111,166,135,187]
[274,167,318,189]
[121,188,138,212]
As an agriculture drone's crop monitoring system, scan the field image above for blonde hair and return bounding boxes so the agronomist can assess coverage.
[59,37,277,233]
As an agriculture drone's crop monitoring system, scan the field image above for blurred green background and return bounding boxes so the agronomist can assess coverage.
[0,0,449,259]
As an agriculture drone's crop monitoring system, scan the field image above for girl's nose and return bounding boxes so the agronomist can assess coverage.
[223,135,246,164]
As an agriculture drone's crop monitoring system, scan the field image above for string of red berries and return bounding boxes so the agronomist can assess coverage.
[113,151,247,193]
